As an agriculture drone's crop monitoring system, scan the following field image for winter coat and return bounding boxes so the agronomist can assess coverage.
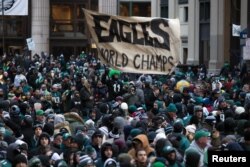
[64,112,85,135]
[80,86,94,110]
[185,141,208,167]
[128,134,155,159]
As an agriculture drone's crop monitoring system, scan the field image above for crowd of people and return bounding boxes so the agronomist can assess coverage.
[0,52,249,167]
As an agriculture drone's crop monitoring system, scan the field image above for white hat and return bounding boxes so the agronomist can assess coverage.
[235,106,245,115]
[34,103,42,110]
[129,81,135,85]
[0,127,5,134]
[185,124,196,134]
[52,84,58,89]
[212,110,218,117]
[79,155,93,166]
[153,132,166,144]
[15,139,26,146]
[51,152,61,161]
[103,158,117,167]
[99,126,109,137]
[2,111,10,119]
[120,102,128,110]
[85,119,95,127]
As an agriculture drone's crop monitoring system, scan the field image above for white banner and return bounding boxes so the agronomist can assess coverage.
[1,0,28,16]
[243,46,250,60]
[83,9,180,75]
[26,38,35,51]
[232,24,241,37]
[246,38,250,47]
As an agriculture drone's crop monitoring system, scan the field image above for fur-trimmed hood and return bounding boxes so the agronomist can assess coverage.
[64,112,84,124]
[54,121,71,135]
[64,112,85,135]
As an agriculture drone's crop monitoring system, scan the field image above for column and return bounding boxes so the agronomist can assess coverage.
[151,0,160,17]
[240,0,248,63]
[99,0,117,15]
[187,0,199,65]
[168,0,177,18]
[241,0,248,29]
[31,0,50,56]
[209,0,224,73]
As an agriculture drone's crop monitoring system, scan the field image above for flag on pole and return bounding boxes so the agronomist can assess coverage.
[232,24,241,37]
[0,0,28,16]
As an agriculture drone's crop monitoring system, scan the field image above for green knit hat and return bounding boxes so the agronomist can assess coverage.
[224,62,229,67]
[222,93,230,100]
[194,130,210,140]
[194,97,203,105]
[28,157,42,167]
[194,105,203,112]
[152,161,165,167]
[155,100,163,109]
[128,105,137,114]
[36,109,44,116]
[226,100,234,107]
[234,101,241,106]
[163,145,175,154]
[130,128,143,138]
[167,103,177,113]
[174,118,184,126]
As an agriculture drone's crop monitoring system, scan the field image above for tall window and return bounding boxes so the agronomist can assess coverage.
[0,16,28,37]
[161,0,168,18]
[50,0,98,37]
[179,6,188,22]
[51,3,86,37]
[120,2,129,16]
[51,4,74,32]
[178,0,188,4]
[200,0,210,22]
[119,1,151,17]
[199,0,210,67]
[50,0,98,57]
[184,6,188,22]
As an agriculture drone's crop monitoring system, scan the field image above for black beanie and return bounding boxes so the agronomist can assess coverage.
[43,123,54,136]
[224,117,236,132]
[99,103,109,114]
[244,129,250,141]
[38,155,50,167]
[185,148,201,167]
[38,132,51,146]
[19,102,29,115]
[12,154,28,167]
[23,115,33,127]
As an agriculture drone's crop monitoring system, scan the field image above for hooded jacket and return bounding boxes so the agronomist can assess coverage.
[0,143,20,167]
[95,142,114,167]
[128,134,155,159]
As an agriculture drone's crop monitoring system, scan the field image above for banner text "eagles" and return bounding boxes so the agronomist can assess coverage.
[91,15,170,50]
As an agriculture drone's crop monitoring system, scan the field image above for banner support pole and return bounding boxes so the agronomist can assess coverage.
[1,0,5,56]
[117,0,119,15]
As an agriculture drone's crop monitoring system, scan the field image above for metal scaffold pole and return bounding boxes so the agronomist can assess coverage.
[1,0,5,56]
[248,0,250,38]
